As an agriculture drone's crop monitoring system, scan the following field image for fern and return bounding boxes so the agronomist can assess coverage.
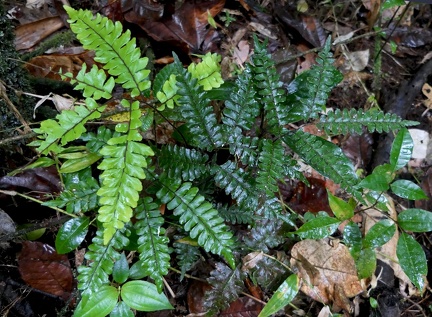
[156,178,235,268]
[134,197,171,292]
[172,55,224,150]
[285,37,343,122]
[187,53,224,91]
[173,236,202,280]
[256,139,286,196]
[212,161,258,209]
[217,203,256,225]
[77,227,130,293]
[204,263,246,315]
[317,108,419,135]
[243,218,286,252]
[226,131,260,167]
[158,144,209,181]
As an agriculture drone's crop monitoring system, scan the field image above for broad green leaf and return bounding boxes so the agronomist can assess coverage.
[21,157,55,170]
[355,247,376,279]
[358,164,393,191]
[390,128,413,171]
[121,281,173,311]
[327,191,354,220]
[55,217,89,254]
[363,219,396,249]
[390,180,428,200]
[258,274,299,317]
[60,152,102,173]
[74,286,119,317]
[382,0,405,10]
[397,232,427,291]
[113,253,129,284]
[294,217,341,240]
[398,208,432,232]
[110,301,133,317]
[343,221,362,259]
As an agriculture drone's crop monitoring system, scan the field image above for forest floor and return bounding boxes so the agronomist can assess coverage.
[1,0,432,316]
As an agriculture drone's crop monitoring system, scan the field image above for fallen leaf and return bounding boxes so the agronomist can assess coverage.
[15,16,64,50]
[18,241,74,301]
[290,238,364,313]
[219,296,263,316]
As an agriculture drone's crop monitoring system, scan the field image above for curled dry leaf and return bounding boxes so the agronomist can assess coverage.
[15,16,64,50]
[18,241,74,301]
[290,238,364,313]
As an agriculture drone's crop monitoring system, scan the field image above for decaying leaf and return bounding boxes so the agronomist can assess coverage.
[18,241,74,300]
[290,238,364,313]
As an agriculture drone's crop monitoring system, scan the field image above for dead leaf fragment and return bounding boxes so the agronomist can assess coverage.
[18,241,74,301]
[15,16,64,50]
[290,238,364,313]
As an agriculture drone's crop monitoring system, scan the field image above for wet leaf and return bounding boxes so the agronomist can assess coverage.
[390,128,413,171]
[398,208,432,232]
[355,247,376,279]
[343,221,362,259]
[18,241,74,300]
[390,179,428,200]
[75,286,119,317]
[55,217,89,254]
[121,280,173,311]
[358,163,394,191]
[113,252,130,284]
[258,274,299,317]
[219,296,263,316]
[397,232,427,292]
[363,219,396,249]
[59,152,102,173]
[327,191,354,221]
[294,217,341,240]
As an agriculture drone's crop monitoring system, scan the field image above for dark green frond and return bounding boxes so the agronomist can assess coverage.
[135,197,171,292]
[204,263,246,315]
[256,139,286,196]
[173,56,224,150]
[217,203,256,225]
[77,227,130,293]
[250,36,288,134]
[285,37,343,122]
[158,145,209,181]
[243,218,285,252]
[256,196,283,219]
[283,130,359,191]
[156,178,235,268]
[81,126,115,153]
[212,161,258,208]
[173,237,201,280]
[222,66,260,131]
[317,108,420,135]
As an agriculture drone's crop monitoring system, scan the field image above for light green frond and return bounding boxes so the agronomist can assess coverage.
[188,53,224,91]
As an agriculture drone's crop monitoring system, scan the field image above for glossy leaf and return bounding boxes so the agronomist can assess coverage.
[113,253,129,284]
[294,217,341,240]
[110,301,133,317]
[398,208,432,232]
[121,281,173,311]
[355,247,376,279]
[343,221,363,260]
[258,274,299,317]
[382,0,406,10]
[74,286,119,317]
[390,179,428,200]
[363,219,396,249]
[390,128,413,171]
[358,163,393,191]
[327,190,354,220]
[59,152,102,173]
[55,217,89,254]
[397,232,427,291]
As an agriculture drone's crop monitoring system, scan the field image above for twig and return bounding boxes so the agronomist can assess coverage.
[0,132,36,146]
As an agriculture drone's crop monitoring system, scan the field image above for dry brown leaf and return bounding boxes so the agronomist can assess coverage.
[15,16,64,50]
[290,238,364,313]
[421,83,432,116]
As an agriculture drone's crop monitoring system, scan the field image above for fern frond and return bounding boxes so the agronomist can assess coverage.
[156,74,179,111]
[30,98,106,154]
[62,63,115,100]
[156,178,235,268]
[317,108,419,135]
[217,203,256,225]
[222,66,260,131]
[204,263,246,315]
[226,131,259,167]
[135,197,171,292]
[250,36,289,134]
[77,227,130,293]
[256,139,285,196]
[173,236,201,280]
[212,161,258,208]
[256,196,284,219]
[283,130,359,191]
[81,126,115,153]
[65,6,150,97]
[97,105,154,243]
[243,218,285,252]
[285,37,343,122]
[187,53,224,91]
[158,144,209,181]
[172,55,224,150]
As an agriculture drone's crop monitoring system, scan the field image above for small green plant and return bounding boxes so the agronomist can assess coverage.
[26,6,430,316]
